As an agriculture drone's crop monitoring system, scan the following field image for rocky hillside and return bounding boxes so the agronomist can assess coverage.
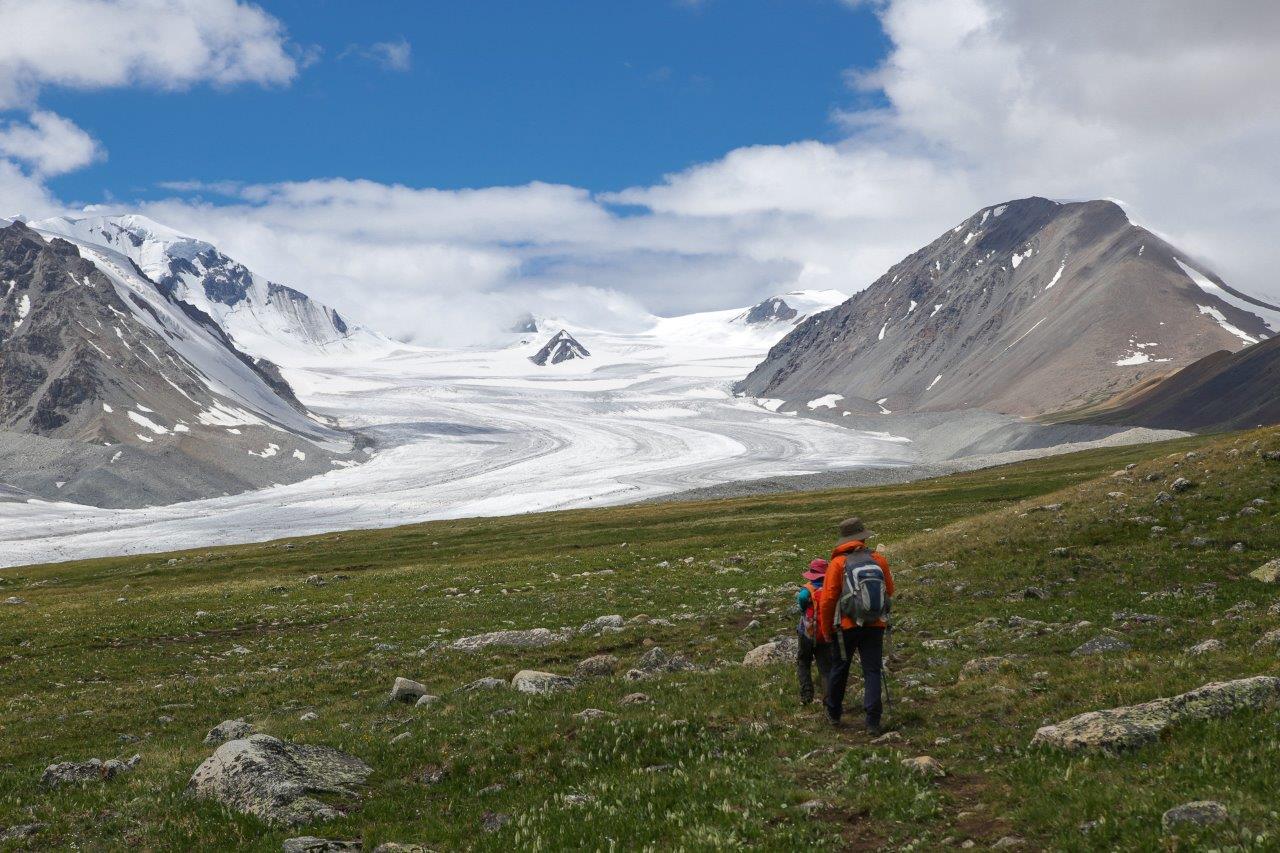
[529,330,590,365]
[0,220,359,507]
[1072,334,1280,432]
[32,214,391,364]
[737,197,1279,417]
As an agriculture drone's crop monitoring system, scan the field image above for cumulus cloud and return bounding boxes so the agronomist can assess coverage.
[0,0,297,107]
[0,110,102,175]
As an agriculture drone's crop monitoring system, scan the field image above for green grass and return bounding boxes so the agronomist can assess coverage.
[3,429,1279,850]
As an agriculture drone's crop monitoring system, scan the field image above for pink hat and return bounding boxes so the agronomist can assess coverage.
[803,558,828,581]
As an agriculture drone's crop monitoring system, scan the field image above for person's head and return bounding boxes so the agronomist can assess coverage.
[803,558,828,581]
[838,517,872,543]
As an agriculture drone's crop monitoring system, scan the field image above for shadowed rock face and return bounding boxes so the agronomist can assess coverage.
[188,734,372,826]
[529,330,590,366]
[737,197,1274,417]
[742,297,798,325]
[1031,675,1280,752]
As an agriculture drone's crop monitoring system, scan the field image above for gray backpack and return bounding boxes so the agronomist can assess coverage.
[836,549,891,627]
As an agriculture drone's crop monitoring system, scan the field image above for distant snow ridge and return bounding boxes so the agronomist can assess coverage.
[31,214,392,364]
[529,329,590,366]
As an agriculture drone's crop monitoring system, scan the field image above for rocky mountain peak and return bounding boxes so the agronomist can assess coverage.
[530,329,590,366]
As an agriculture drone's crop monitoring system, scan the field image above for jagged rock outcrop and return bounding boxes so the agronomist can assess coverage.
[529,330,589,366]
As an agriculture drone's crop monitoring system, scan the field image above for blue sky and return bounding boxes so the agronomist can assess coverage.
[43,0,888,204]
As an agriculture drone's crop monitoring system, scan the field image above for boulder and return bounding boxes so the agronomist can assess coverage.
[282,838,362,853]
[205,719,255,745]
[1250,558,1280,583]
[0,823,43,843]
[578,615,624,634]
[187,734,372,826]
[449,628,570,652]
[41,754,140,787]
[1253,628,1280,651]
[2,596,27,605]
[743,638,797,667]
[458,677,508,692]
[620,692,650,705]
[481,811,511,832]
[1032,676,1280,752]
[372,845,430,853]
[414,694,439,708]
[573,654,620,679]
[959,656,1009,680]
[901,756,944,777]
[389,677,428,704]
[1071,633,1132,656]
[1162,800,1228,831]
[1185,639,1223,656]
[636,646,697,673]
[511,670,575,694]
[575,708,612,721]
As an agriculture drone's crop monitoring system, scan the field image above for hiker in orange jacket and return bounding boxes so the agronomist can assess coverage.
[818,517,894,733]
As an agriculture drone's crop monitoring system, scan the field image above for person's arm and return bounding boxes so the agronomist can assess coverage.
[819,557,842,642]
[796,587,811,615]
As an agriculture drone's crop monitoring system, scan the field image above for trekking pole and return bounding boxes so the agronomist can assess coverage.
[881,625,894,721]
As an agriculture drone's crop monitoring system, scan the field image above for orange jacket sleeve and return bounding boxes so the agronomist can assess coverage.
[819,556,843,642]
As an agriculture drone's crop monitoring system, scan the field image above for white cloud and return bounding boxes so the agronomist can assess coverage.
[339,38,412,73]
[0,0,297,107]
[0,110,102,175]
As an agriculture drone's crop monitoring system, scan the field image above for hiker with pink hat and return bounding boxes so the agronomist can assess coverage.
[795,558,835,705]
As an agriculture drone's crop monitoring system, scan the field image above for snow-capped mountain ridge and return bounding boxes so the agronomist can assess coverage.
[32,214,392,365]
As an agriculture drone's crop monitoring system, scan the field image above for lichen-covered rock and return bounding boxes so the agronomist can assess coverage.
[282,838,362,853]
[635,646,698,673]
[1253,629,1280,651]
[511,670,575,694]
[901,756,944,777]
[573,654,619,678]
[1185,639,1223,656]
[743,638,797,667]
[41,754,140,787]
[449,628,570,652]
[205,719,255,745]
[578,614,624,634]
[1071,633,1132,656]
[389,677,428,704]
[188,735,372,826]
[1162,800,1228,831]
[1032,676,1280,752]
[959,656,1009,680]
[1251,558,1280,583]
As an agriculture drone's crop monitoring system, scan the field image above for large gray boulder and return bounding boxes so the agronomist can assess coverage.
[282,838,362,852]
[188,735,372,826]
[41,754,140,787]
[1162,801,1228,831]
[1071,633,1132,656]
[1032,676,1280,752]
[743,638,797,667]
[388,677,427,704]
[1250,558,1280,583]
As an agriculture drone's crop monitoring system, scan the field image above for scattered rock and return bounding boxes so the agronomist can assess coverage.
[372,845,430,853]
[389,677,429,704]
[187,734,372,826]
[458,677,508,692]
[1162,800,1228,832]
[1071,633,1132,656]
[901,756,944,777]
[620,693,650,705]
[1050,547,1069,558]
[871,731,903,744]
[798,799,825,815]
[743,638,797,667]
[282,838,361,853]
[1253,629,1280,651]
[959,656,1009,680]
[414,694,439,708]
[0,824,43,842]
[481,811,511,832]
[575,708,612,721]
[417,764,446,785]
[1239,506,1262,517]
[299,712,318,722]
[1250,558,1280,583]
[304,575,327,587]
[635,646,698,673]
[205,719,255,745]
[1031,675,1280,752]
[1020,587,1049,600]
[511,670,576,694]
[2,596,27,605]
[389,732,411,746]
[573,654,620,679]
[578,614,624,634]
[41,754,139,787]
[1185,639,1223,656]
[449,628,570,652]
[1171,477,1195,493]
[992,837,1026,849]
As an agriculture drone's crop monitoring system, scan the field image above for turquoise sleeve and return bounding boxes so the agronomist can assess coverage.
[796,588,810,613]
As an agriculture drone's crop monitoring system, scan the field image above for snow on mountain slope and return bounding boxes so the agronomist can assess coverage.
[32,214,394,365]
[730,289,847,328]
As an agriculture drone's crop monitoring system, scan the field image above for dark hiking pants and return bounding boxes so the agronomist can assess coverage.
[824,626,884,725]
[796,633,835,704]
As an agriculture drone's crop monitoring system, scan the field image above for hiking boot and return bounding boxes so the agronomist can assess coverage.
[826,712,843,728]
[866,722,882,737]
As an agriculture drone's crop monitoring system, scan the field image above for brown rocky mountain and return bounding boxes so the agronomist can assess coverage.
[0,220,360,507]
[737,197,1278,417]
